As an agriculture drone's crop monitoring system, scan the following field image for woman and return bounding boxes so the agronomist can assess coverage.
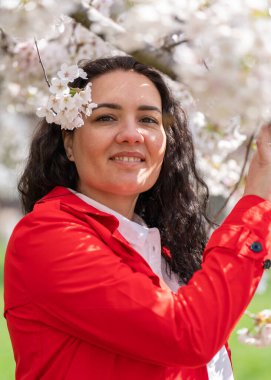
[4,55,271,380]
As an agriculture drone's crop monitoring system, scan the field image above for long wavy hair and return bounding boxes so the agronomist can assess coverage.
[19,55,210,283]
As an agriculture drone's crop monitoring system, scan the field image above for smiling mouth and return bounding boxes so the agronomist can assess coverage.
[110,156,144,162]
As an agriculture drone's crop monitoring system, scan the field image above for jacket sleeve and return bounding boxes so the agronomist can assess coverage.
[8,195,271,368]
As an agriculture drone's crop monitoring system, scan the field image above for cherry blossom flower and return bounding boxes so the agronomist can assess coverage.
[237,309,271,347]
[49,77,69,95]
[47,95,62,113]
[36,106,56,124]
[36,64,97,130]
[57,63,87,82]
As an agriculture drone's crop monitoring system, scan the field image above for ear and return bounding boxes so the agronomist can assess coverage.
[62,131,75,162]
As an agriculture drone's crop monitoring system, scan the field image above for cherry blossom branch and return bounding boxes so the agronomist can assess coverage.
[163,38,189,51]
[34,37,51,88]
[211,132,255,223]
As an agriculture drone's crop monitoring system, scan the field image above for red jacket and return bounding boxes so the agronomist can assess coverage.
[4,186,271,379]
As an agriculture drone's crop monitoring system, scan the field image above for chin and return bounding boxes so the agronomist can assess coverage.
[111,182,154,196]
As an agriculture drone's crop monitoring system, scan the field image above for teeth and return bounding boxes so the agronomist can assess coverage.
[112,156,142,162]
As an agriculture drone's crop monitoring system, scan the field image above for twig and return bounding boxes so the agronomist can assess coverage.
[245,310,256,319]
[211,132,255,223]
[163,38,190,51]
[0,27,15,54]
[34,37,51,88]
[202,59,209,71]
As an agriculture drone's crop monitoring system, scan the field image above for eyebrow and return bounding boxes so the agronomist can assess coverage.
[95,103,162,114]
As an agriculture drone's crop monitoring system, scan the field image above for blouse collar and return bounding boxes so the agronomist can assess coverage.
[69,189,154,248]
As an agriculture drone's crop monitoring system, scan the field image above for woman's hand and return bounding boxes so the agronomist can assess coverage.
[244,124,271,202]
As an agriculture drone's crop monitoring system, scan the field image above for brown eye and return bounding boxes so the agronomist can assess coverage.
[140,117,158,124]
[95,115,116,122]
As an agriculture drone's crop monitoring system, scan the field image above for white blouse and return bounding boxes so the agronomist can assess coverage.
[71,190,234,380]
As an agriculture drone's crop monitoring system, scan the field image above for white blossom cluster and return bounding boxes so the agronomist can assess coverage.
[0,16,120,113]
[237,309,271,347]
[36,64,97,130]
[174,0,271,130]
[190,113,248,196]
[89,0,271,128]
[0,0,81,39]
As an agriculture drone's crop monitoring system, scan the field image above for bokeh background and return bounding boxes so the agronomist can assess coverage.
[1,1,271,379]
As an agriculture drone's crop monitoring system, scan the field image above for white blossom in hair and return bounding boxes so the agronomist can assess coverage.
[36,63,97,130]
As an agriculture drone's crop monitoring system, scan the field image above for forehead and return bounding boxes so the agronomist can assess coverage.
[91,70,161,107]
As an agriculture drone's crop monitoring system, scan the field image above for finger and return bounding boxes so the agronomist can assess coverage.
[256,124,271,164]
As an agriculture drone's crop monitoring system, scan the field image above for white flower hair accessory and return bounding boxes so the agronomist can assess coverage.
[36,63,97,130]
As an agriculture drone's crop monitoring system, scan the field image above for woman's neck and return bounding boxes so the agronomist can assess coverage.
[76,185,138,220]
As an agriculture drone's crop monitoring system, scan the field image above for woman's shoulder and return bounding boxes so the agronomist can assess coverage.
[8,187,98,246]
[8,186,119,251]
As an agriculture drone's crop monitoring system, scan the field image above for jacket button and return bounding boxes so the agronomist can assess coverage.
[263,260,271,270]
[250,242,263,253]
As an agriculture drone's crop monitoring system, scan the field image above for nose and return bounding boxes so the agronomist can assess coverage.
[115,119,144,144]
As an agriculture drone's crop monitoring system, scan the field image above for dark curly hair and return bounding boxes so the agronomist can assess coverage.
[18,55,210,283]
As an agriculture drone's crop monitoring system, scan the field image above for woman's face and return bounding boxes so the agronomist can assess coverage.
[64,70,167,206]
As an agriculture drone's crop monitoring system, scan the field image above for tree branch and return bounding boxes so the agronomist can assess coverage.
[34,37,51,88]
[211,132,255,223]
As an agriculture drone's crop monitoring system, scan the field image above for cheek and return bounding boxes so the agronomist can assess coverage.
[148,130,167,163]
[73,131,98,161]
